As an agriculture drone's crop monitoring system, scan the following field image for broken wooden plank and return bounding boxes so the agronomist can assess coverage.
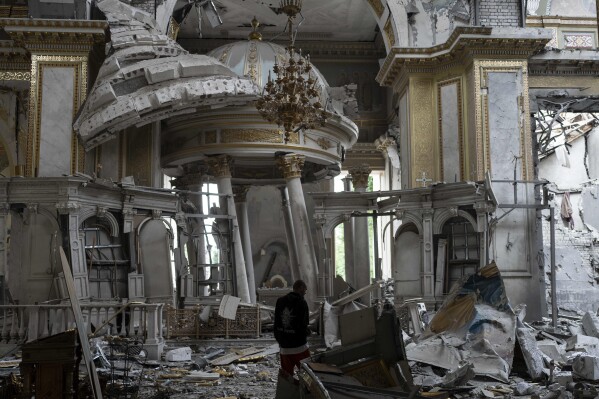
[59,247,103,399]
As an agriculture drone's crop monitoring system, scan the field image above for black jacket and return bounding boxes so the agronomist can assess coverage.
[274,291,310,349]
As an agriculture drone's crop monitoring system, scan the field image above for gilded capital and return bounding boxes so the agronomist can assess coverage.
[349,164,371,191]
[232,185,250,203]
[276,154,305,179]
[207,155,233,178]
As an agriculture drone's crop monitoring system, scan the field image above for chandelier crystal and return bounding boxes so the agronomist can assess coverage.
[255,0,327,144]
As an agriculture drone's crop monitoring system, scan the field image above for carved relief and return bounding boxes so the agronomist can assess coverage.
[0,72,31,81]
[349,164,372,190]
[221,129,284,144]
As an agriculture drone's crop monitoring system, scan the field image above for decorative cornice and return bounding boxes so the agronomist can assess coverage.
[179,38,386,60]
[276,154,305,180]
[0,18,107,53]
[349,164,372,191]
[206,155,233,178]
[376,26,551,87]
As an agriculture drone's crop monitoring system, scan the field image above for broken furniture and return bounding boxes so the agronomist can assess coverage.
[20,329,81,398]
[298,306,415,397]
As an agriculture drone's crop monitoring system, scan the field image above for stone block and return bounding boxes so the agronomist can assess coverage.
[165,347,192,362]
[516,327,545,380]
[565,334,599,352]
[553,371,573,385]
[582,312,599,338]
[572,355,599,381]
[537,341,565,362]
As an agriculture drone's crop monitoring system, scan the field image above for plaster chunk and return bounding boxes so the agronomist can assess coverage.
[145,62,179,84]
[101,102,137,123]
[87,82,117,109]
[573,355,599,380]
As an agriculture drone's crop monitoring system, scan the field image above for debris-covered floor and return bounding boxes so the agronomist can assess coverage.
[5,266,599,398]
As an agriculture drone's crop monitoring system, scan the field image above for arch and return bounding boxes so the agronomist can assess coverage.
[433,208,477,235]
[79,207,120,237]
[363,0,409,51]
[321,213,352,239]
[394,211,423,238]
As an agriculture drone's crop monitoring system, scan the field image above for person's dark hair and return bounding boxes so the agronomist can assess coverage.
[292,280,307,291]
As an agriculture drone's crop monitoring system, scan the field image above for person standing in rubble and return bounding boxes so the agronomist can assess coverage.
[274,279,311,376]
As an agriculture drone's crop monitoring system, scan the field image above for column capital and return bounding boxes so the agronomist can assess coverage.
[349,164,372,191]
[207,155,233,178]
[276,154,305,179]
[232,185,250,203]
[56,201,79,215]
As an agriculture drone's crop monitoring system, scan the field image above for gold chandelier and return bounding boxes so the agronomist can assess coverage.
[255,0,327,144]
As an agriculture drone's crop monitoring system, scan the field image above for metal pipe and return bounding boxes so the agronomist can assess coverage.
[550,206,557,329]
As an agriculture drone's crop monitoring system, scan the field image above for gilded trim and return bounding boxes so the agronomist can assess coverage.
[26,55,87,176]
[0,71,30,81]
[476,60,531,180]
[437,77,464,181]
[366,0,384,18]
[384,18,395,48]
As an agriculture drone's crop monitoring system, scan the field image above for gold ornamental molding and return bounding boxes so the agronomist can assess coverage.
[0,18,107,53]
[221,128,299,144]
[384,18,396,48]
[367,0,384,18]
[376,26,551,87]
[474,60,531,181]
[437,77,464,181]
[0,71,30,81]
[26,54,88,177]
[276,154,305,180]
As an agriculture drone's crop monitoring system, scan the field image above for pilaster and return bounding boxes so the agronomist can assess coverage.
[349,164,372,303]
[56,201,90,300]
[0,19,107,177]
[421,209,435,302]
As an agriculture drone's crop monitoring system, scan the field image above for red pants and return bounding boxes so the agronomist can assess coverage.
[279,349,310,376]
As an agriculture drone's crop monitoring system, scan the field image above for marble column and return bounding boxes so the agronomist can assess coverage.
[341,177,355,287]
[276,154,318,308]
[349,164,371,303]
[56,201,90,300]
[172,169,209,298]
[279,186,300,282]
[206,155,251,303]
[234,185,257,304]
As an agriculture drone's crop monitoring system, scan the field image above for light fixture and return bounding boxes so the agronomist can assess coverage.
[255,0,327,144]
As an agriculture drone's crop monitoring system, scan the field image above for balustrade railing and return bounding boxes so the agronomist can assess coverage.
[0,303,163,344]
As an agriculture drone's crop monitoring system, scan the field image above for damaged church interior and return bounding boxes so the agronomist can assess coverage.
[1,0,599,397]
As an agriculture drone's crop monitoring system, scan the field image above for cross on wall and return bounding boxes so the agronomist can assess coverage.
[416,171,433,188]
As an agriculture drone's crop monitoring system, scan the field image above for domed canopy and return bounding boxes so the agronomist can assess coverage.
[160,19,359,183]
[207,24,334,116]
